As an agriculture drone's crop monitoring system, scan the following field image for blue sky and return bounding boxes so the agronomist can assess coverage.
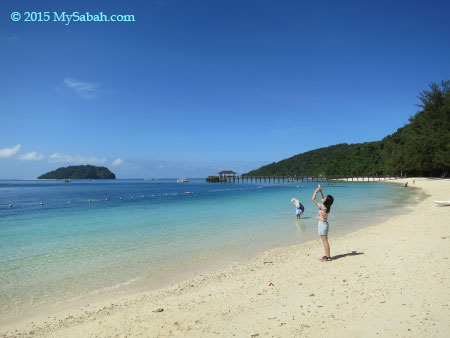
[1,0,449,178]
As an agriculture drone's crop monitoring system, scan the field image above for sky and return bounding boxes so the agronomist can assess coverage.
[1,0,450,178]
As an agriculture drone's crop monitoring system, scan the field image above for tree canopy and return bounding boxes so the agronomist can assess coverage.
[244,81,450,177]
[38,165,116,179]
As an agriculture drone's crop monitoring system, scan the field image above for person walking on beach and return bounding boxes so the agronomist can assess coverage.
[291,198,305,219]
[312,186,334,262]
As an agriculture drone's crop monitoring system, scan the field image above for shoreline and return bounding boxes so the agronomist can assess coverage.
[1,178,449,337]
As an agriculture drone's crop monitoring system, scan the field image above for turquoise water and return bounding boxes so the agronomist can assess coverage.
[0,179,419,320]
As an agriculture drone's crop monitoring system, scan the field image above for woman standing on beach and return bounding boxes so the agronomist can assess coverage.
[312,186,334,262]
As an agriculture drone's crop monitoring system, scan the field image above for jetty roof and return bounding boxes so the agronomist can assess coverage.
[218,170,236,175]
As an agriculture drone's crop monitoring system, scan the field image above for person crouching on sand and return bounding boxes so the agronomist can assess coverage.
[291,198,305,219]
[312,187,334,262]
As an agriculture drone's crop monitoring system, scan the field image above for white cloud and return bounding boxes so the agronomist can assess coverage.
[0,144,21,158]
[64,78,100,99]
[50,153,72,163]
[17,152,44,161]
[112,158,124,166]
[50,153,107,165]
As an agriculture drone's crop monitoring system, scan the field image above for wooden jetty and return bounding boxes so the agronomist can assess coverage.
[206,171,398,184]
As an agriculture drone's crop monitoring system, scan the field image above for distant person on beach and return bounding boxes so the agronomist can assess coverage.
[312,186,334,262]
[291,198,304,219]
[404,182,408,187]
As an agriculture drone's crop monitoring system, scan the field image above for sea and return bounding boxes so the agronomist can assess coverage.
[0,178,422,323]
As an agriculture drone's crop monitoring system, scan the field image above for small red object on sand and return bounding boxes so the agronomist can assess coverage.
[269,282,274,286]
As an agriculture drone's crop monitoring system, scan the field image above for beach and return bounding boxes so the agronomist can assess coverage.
[1,178,449,337]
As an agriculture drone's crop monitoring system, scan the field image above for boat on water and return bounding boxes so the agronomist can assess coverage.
[144,178,154,181]
[434,200,450,206]
[177,178,189,183]
[62,179,71,183]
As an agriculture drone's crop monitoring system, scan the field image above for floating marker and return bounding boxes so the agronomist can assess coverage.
[88,199,92,203]
[40,202,44,206]
[9,204,13,208]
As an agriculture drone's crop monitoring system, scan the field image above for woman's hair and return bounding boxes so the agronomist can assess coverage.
[323,195,334,213]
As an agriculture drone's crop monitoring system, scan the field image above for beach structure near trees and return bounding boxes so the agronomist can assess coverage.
[206,170,237,182]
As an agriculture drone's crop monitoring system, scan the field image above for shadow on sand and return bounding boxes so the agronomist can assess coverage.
[331,251,364,260]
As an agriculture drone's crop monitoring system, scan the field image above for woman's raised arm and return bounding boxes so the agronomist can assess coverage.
[312,188,320,206]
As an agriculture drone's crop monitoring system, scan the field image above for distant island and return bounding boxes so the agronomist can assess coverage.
[245,80,450,177]
[38,165,116,179]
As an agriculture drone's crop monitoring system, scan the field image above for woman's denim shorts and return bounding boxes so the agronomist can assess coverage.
[318,221,329,236]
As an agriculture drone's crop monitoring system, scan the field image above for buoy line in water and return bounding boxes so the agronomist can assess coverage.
[5,185,273,208]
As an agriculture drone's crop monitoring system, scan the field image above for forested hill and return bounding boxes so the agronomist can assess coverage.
[38,165,116,179]
[245,81,450,177]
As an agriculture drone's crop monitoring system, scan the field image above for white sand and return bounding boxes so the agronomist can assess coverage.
[1,178,449,338]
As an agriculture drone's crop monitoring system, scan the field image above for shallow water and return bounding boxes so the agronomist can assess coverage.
[0,178,421,320]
